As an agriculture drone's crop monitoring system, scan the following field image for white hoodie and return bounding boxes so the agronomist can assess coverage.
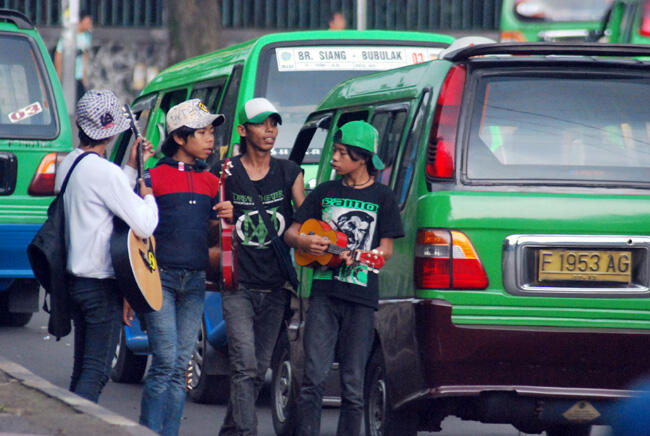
[54,148,159,279]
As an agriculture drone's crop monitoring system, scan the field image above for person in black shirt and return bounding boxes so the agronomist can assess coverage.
[216,97,305,436]
[284,120,404,436]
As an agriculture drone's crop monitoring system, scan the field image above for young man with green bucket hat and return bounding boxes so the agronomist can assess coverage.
[284,120,404,436]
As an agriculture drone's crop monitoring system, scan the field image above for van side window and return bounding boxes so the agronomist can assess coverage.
[394,91,430,207]
[291,113,332,165]
[190,80,225,114]
[113,93,158,167]
[337,111,369,128]
[371,105,409,186]
[210,64,243,166]
[157,89,190,143]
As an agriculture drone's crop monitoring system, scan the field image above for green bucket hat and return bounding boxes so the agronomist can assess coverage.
[335,120,384,170]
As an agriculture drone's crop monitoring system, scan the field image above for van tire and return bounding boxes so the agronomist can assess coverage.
[111,327,148,383]
[271,330,296,436]
[545,424,592,436]
[0,311,32,327]
[187,319,229,404]
[364,347,417,436]
[0,279,38,327]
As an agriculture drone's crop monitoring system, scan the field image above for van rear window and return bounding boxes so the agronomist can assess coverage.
[467,72,650,185]
[0,35,57,139]
[514,0,611,22]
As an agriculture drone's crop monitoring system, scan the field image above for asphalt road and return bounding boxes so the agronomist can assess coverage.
[0,305,613,436]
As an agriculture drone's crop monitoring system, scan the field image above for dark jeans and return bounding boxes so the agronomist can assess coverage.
[140,268,206,436]
[219,284,290,436]
[68,276,123,403]
[296,294,375,436]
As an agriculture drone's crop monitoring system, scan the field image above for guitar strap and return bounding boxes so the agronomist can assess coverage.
[230,157,281,239]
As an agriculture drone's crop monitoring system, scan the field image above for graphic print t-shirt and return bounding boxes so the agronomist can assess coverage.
[293,180,404,309]
[222,156,301,289]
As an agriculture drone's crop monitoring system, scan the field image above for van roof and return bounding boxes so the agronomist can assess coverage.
[314,41,650,113]
[315,60,442,112]
[142,29,454,94]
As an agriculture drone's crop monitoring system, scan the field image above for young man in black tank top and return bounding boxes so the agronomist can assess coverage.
[216,98,305,436]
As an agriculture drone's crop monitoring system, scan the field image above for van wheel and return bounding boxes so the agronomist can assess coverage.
[111,327,148,383]
[271,331,296,436]
[0,311,32,327]
[364,348,417,436]
[187,319,229,404]
[545,424,592,436]
[0,280,37,327]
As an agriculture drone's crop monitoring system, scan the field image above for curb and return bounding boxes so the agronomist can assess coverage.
[0,355,157,436]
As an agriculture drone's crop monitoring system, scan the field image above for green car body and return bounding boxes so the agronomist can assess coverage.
[0,10,72,326]
[500,0,612,42]
[289,41,650,435]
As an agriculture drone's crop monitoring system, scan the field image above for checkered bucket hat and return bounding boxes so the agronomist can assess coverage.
[76,89,130,140]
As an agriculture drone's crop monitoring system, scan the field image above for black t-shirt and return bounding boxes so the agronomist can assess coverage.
[218,156,301,289]
[293,180,404,309]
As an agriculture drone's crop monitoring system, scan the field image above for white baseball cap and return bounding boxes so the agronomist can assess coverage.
[238,97,282,125]
[166,99,225,133]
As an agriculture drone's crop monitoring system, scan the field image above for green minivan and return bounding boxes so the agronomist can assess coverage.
[287,40,650,436]
[500,0,612,42]
[107,29,454,408]
[0,9,72,326]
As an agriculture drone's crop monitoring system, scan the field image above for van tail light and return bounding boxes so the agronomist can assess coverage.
[641,0,650,37]
[500,31,527,42]
[426,65,466,179]
[28,152,63,196]
[415,229,488,290]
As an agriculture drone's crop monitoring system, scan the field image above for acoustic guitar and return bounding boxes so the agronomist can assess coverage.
[295,218,386,273]
[110,105,162,313]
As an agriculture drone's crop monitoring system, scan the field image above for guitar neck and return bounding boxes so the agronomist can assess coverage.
[327,244,347,256]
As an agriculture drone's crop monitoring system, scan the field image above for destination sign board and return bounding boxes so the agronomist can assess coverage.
[275,45,443,71]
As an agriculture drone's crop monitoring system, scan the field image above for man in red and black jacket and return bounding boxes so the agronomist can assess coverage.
[138,99,232,436]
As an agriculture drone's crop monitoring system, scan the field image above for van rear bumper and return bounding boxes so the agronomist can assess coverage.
[0,224,39,281]
[413,299,649,398]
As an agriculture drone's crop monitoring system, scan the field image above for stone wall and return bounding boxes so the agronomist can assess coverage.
[40,27,169,104]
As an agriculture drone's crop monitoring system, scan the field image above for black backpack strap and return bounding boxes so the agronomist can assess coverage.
[59,151,96,195]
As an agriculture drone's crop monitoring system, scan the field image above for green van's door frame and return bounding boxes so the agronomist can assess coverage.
[603,0,650,44]
[0,9,72,326]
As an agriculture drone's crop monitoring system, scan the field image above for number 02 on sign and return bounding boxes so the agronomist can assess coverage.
[538,249,632,283]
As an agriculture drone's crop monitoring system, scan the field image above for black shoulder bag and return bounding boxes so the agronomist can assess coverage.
[233,158,299,290]
[27,151,94,340]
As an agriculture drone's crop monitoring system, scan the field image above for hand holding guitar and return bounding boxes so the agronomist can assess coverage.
[213,200,234,222]
[127,136,154,170]
[294,219,386,272]
[300,233,331,257]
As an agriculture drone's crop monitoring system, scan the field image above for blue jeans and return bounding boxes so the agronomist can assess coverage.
[219,284,290,436]
[296,294,375,436]
[68,276,123,403]
[139,268,206,436]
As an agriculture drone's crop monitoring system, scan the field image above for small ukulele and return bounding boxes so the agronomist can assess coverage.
[295,218,386,273]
